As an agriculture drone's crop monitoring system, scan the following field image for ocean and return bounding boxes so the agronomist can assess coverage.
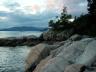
[0,31,42,72]
[0,31,42,38]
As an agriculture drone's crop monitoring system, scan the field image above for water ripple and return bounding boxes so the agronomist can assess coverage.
[0,46,31,72]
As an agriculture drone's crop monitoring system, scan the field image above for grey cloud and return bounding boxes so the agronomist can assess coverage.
[4,2,20,11]
[63,0,88,16]
[0,10,58,28]
[0,0,88,29]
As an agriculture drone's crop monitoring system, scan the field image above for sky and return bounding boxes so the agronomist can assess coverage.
[0,0,88,29]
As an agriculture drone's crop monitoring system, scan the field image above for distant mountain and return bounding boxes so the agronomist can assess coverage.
[0,26,48,31]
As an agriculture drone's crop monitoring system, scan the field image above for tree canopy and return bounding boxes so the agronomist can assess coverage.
[49,7,73,31]
[87,0,96,36]
[48,0,96,36]
[87,0,96,15]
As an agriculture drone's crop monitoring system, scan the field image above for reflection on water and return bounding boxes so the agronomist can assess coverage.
[0,46,31,72]
[0,31,42,38]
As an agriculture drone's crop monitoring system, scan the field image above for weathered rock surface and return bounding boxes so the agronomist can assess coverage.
[25,44,49,72]
[25,35,96,72]
[42,29,74,41]
[0,35,41,47]
[25,43,61,72]
[33,56,52,72]
[76,40,96,66]
[39,38,93,72]
[64,64,85,72]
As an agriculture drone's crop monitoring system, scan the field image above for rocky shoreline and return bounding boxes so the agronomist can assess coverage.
[0,32,96,72]
[0,36,43,47]
[0,29,74,47]
[25,34,96,72]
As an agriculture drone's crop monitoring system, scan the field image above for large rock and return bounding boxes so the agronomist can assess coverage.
[26,35,96,72]
[76,40,96,66]
[42,29,74,41]
[38,38,94,72]
[33,56,52,72]
[25,44,49,72]
[25,43,61,72]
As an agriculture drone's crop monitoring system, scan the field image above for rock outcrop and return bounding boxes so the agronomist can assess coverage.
[42,29,74,41]
[0,35,41,47]
[25,34,96,72]
[25,43,61,72]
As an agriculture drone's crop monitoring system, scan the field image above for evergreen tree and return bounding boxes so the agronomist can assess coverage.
[49,7,72,30]
[87,0,96,15]
[73,14,88,34]
[87,0,96,35]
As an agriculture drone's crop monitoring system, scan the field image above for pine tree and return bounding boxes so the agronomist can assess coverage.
[48,7,72,30]
[87,0,96,35]
[87,0,96,15]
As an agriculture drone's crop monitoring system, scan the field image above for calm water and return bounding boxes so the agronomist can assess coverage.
[0,31,42,38]
[0,46,31,72]
[0,31,42,72]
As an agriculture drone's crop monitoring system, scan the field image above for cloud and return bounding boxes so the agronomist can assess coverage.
[0,10,59,29]
[63,0,88,15]
[0,0,88,29]
[0,6,11,12]
[0,16,7,20]
[44,0,88,16]
[4,2,20,10]
[1,0,88,15]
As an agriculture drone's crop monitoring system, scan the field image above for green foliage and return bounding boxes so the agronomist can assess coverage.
[60,7,72,22]
[49,20,54,27]
[73,14,89,34]
[87,0,96,25]
[48,7,73,31]
[48,1,96,36]
[87,0,96,15]
[87,0,96,36]
[72,0,96,36]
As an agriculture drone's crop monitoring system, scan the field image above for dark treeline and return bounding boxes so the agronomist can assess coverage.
[48,0,96,36]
